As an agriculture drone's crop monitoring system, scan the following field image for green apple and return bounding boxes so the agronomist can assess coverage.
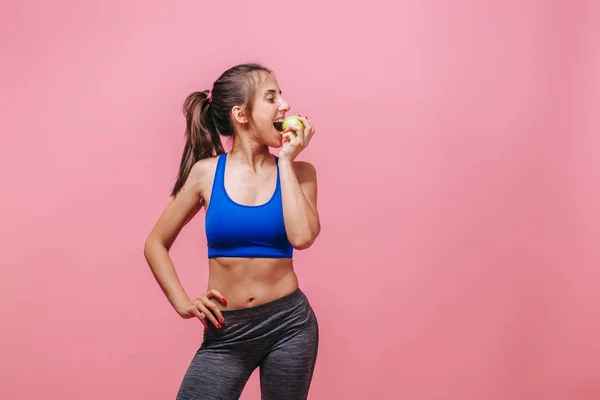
[282,115,304,136]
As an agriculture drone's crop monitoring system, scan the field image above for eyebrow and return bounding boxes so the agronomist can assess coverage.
[265,89,282,95]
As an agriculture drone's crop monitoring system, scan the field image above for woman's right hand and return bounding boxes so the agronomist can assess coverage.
[176,289,227,329]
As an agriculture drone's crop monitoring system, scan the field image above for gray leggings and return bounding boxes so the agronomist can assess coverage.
[176,288,319,400]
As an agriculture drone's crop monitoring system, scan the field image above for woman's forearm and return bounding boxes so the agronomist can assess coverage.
[278,159,320,249]
[144,239,191,312]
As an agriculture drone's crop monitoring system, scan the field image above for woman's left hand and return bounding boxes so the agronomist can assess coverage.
[279,115,316,162]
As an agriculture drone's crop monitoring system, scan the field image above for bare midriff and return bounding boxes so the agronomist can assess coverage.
[207,257,298,310]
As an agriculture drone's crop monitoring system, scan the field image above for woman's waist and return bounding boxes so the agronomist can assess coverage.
[207,257,298,310]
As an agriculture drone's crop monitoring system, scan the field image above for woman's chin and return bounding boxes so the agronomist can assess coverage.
[270,130,283,147]
[263,138,282,148]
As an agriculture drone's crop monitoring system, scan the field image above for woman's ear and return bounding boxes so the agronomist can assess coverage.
[231,105,248,124]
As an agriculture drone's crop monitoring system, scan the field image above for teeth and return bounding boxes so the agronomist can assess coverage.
[274,119,283,123]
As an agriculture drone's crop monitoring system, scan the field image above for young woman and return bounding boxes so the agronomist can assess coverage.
[144,63,320,400]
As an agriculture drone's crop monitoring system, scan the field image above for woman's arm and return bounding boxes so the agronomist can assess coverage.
[143,160,207,314]
[279,159,321,249]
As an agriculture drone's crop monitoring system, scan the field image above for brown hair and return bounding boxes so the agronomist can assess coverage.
[171,63,272,196]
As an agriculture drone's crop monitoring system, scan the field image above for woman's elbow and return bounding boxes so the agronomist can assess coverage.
[144,235,168,259]
[143,236,155,260]
[290,227,320,250]
[291,238,314,250]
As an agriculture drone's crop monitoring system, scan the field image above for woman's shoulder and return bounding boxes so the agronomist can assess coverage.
[187,155,221,186]
[291,160,317,184]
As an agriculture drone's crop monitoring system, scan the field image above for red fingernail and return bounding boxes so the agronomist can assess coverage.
[216,323,222,329]
[222,297,227,303]
[220,317,225,324]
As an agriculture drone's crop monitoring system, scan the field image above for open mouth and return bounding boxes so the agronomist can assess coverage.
[273,119,283,132]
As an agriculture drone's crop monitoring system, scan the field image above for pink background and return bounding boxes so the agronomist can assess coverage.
[1,1,599,399]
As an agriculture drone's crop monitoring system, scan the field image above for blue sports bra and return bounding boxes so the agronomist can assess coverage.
[205,153,293,259]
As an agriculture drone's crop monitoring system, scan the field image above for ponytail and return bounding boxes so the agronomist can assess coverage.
[171,91,224,196]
